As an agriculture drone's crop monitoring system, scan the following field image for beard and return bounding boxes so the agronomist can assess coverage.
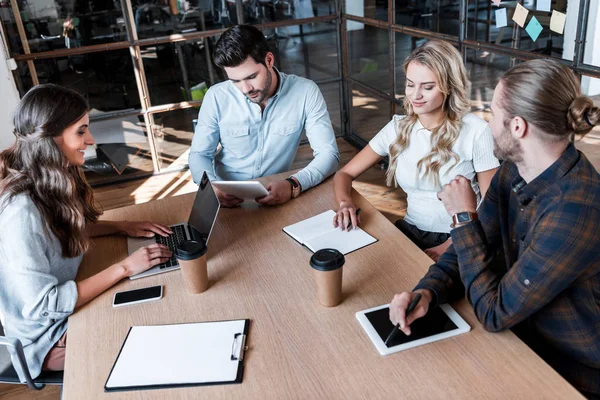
[493,126,524,164]
[245,69,272,104]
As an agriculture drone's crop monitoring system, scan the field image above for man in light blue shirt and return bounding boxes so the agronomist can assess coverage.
[189,25,340,207]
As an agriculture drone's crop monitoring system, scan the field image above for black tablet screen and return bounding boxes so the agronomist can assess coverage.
[365,306,458,348]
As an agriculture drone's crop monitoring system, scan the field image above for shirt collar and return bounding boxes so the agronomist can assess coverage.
[271,67,283,98]
[511,143,580,205]
[413,118,428,132]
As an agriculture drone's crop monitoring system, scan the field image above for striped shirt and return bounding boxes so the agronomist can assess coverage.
[415,144,600,395]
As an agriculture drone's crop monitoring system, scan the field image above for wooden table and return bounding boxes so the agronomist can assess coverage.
[64,175,582,399]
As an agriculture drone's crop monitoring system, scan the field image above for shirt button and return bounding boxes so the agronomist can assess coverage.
[512,237,517,243]
[524,279,530,286]
[42,312,48,316]
[520,207,524,212]
[256,166,260,170]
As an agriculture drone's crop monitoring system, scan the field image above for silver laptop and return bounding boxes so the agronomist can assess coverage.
[127,172,220,280]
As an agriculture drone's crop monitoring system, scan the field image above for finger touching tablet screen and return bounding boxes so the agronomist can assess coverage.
[356,304,470,355]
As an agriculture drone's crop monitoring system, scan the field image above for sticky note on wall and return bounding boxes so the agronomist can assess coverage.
[550,10,566,34]
[512,3,529,28]
[495,8,507,28]
[525,16,543,42]
[537,0,551,12]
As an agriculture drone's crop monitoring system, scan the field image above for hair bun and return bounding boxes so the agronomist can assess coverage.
[567,96,599,135]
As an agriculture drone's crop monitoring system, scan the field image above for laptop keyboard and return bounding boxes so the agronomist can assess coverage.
[155,225,187,269]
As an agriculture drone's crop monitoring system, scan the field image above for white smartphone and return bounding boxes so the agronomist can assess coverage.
[112,285,163,308]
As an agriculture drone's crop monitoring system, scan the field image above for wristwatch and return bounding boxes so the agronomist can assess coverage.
[285,177,301,198]
[451,211,478,229]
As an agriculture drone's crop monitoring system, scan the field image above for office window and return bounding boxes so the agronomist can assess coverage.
[86,115,154,185]
[351,83,390,141]
[151,108,197,171]
[17,50,141,112]
[1,0,128,54]
[275,22,338,80]
[319,81,342,133]
[132,0,233,40]
[467,0,574,61]
[1,7,25,54]
[396,0,460,36]
[465,48,523,121]
[142,41,221,106]
[583,1,600,67]
[348,24,390,95]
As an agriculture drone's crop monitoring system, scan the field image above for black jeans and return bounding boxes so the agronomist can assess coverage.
[394,219,450,250]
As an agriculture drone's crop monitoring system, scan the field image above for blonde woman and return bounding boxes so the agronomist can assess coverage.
[333,40,499,260]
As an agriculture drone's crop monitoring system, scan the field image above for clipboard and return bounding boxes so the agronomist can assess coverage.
[104,319,250,392]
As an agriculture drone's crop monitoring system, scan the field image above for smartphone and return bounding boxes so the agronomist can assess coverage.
[112,285,163,307]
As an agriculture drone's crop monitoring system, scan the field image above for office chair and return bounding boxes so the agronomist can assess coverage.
[258,0,296,46]
[0,319,64,391]
[224,0,260,24]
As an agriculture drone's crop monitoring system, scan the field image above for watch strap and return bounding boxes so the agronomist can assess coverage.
[285,177,301,198]
[451,211,478,229]
[285,177,298,188]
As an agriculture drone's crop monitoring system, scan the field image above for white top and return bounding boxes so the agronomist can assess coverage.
[369,113,499,233]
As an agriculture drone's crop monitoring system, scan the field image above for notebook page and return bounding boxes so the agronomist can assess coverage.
[283,210,337,244]
[105,320,245,389]
[304,227,377,255]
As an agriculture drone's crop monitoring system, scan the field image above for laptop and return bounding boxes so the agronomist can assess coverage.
[127,172,220,280]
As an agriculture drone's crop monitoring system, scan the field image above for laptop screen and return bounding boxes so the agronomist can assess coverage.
[187,172,220,244]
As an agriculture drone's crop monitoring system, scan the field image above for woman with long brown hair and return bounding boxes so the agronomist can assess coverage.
[0,84,172,381]
[333,40,499,260]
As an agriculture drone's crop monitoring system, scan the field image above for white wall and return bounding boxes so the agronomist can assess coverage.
[0,29,20,151]
[581,1,600,95]
[346,0,364,31]
[563,0,600,96]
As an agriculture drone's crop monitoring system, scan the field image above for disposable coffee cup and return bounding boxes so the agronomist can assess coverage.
[175,240,208,294]
[310,248,345,307]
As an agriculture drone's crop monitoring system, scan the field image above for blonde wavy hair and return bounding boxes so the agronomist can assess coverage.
[386,40,471,188]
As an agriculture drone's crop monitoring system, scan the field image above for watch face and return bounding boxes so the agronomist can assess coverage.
[456,212,471,223]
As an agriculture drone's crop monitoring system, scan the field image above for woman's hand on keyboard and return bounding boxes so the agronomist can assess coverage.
[121,244,173,276]
[119,221,172,238]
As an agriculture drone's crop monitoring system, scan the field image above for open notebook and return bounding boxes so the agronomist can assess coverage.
[283,210,377,255]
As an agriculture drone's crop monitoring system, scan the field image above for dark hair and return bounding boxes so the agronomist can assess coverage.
[0,84,101,258]
[214,25,270,68]
[499,59,600,142]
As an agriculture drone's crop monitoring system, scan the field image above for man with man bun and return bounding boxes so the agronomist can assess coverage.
[389,59,600,398]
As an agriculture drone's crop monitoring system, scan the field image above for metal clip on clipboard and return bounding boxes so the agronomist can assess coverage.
[230,333,248,361]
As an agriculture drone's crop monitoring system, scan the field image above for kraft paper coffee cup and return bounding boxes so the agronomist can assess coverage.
[310,249,345,307]
[175,240,208,294]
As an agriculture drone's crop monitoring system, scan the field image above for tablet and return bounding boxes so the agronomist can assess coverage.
[211,181,269,200]
[355,303,470,355]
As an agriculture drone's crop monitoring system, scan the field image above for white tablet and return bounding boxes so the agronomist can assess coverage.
[355,303,470,356]
[211,181,269,200]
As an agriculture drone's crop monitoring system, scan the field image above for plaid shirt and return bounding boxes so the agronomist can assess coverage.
[414,144,600,395]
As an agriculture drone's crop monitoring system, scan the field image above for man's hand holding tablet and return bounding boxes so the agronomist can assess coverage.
[213,186,244,208]
[255,179,293,206]
[212,181,270,207]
